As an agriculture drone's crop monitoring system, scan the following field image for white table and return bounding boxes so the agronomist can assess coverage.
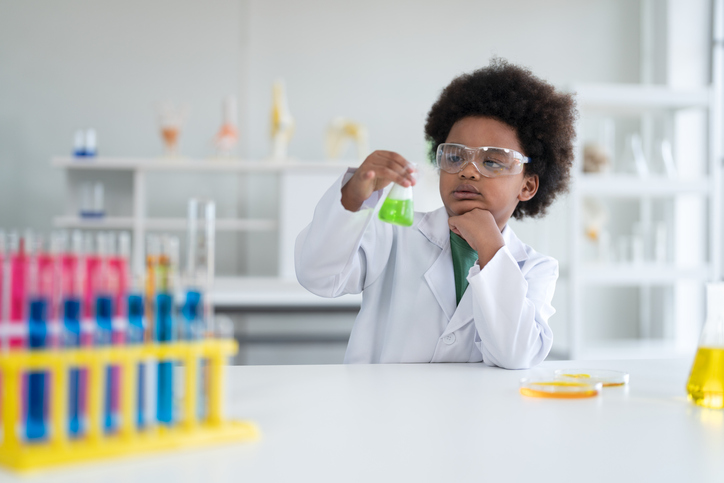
[1,358,722,483]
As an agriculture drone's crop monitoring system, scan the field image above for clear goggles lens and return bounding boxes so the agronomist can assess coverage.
[435,143,530,177]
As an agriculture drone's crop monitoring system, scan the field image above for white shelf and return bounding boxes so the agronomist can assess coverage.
[578,264,711,285]
[52,156,357,173]
[53,216,277,232]
[212,277,362,309]
[575,174,711,197]
[570,83,711,111]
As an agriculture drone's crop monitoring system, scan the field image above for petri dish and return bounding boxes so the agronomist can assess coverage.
[554,369,630,387]
[519,378,601,399]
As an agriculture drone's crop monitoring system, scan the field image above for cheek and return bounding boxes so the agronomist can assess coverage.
[438,173,454,194]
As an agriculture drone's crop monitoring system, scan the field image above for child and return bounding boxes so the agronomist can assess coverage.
[295,59,576,368]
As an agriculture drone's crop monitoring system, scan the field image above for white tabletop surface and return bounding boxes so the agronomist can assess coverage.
[1,357,722,483]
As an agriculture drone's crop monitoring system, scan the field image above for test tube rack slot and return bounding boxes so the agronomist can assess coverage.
[0,339,259,473]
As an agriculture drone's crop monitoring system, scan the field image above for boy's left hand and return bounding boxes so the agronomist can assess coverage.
[448,209,505,268]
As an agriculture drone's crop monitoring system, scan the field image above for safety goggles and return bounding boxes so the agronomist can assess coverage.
[435,143,530,177]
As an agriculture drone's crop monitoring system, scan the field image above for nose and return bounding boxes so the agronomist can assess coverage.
[458,160,481,179]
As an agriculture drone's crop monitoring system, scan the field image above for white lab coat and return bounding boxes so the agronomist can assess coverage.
[295,171,557,368]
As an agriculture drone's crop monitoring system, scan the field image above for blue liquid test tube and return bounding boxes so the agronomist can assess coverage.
[63,297,82,436]
[26,297,48,441]
[95,294,115,432]
[155,292,174,424]
[127,293,145,428]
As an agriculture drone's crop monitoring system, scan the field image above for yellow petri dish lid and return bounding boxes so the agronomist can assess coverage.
[519,378,602,399]
[554,369,630,387]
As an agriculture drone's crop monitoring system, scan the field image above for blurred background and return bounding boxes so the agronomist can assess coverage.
[0,0,720,364]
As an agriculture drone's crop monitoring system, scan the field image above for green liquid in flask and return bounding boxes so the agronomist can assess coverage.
[378,185,414,227]
[686,347,724,409]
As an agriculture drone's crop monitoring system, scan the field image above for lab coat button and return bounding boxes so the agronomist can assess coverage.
[443,333,456,345]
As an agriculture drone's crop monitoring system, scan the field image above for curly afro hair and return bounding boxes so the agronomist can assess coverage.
[424,58,577,219]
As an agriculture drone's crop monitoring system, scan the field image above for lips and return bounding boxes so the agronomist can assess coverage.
[452,184,481,200]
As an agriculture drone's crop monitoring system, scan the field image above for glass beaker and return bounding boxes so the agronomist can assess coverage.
[686,283,724,409]
[156,102,188,157]
[378,183,414,227]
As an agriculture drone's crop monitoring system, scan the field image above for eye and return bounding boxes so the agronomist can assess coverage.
[482,159,507,171]
[445,153,464,164]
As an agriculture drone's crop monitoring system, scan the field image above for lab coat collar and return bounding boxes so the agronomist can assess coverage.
[418,207,455,321]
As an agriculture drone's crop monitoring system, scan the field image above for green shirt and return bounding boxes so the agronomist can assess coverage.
[450,231,479,305]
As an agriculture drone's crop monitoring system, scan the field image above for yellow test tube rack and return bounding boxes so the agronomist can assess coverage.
[0,339,259,473]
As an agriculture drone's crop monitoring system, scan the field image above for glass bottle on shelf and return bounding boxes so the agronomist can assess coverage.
[618,133,649,177]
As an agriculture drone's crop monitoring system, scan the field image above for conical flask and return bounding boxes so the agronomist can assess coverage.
[378,183,414,227]
[686,283,724,409]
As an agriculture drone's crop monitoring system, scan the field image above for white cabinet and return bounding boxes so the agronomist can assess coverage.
[565,83,721,359]
[51,157,360,306]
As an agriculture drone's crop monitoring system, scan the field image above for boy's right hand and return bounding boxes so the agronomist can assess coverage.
[341,150,416,212]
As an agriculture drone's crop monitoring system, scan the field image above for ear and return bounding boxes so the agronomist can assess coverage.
[518,174,538,202]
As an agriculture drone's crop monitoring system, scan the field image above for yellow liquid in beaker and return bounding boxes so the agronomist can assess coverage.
[686,347,724,409]
[378,198,413,227]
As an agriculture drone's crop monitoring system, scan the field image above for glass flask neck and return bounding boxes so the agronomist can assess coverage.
[699,283,724,348]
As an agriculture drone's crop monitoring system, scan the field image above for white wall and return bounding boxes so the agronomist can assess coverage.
[244,0,640,162]
[0,0,245,228]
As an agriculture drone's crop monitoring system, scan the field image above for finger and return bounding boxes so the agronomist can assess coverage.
[371,160,416,186]
[375,151,415,173]
[373,166,415,187]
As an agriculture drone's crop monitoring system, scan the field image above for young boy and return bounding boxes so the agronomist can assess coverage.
[295,59,576,368]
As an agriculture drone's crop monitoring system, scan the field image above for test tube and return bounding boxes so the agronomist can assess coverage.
[113,233,131,320]
[0,230,6,351]
[94,232,117,432]
[9,230,29,349]
[184,199,215,339]
[145,235,160,343]
[127,268,146,428]
[62,231,85,436]
[26,235,51,441]
[185,199,215,420]
[156,235,178,425]
[82,232,99,334]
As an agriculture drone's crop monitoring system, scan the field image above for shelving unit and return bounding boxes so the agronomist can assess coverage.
[566,83,721,360]
[52,157,359,307]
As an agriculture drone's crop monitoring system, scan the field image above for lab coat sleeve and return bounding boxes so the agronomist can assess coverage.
[467,247,556,369]
[295,170,393,297]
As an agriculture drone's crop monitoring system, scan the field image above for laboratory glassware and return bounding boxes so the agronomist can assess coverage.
[214,96,239,157]
[145,234,160,343]
[686,283,724,409]
[62,231,85,436]
[184,199,215,419]
[184,198,215,339]
[127,271,146,428]
[157,102,187,157]
[9,231,29,349]
[93,233,118,432]
[554,369,629,387]
[378,183,414,227]
[156,235,179,425]
[0,230,5,351]
[26,236,51,441]
[520,377,601,399]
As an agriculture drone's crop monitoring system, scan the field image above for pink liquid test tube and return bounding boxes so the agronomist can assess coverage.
[9,231,29,349]
[0,230,6,351]
[81,232,99,346]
